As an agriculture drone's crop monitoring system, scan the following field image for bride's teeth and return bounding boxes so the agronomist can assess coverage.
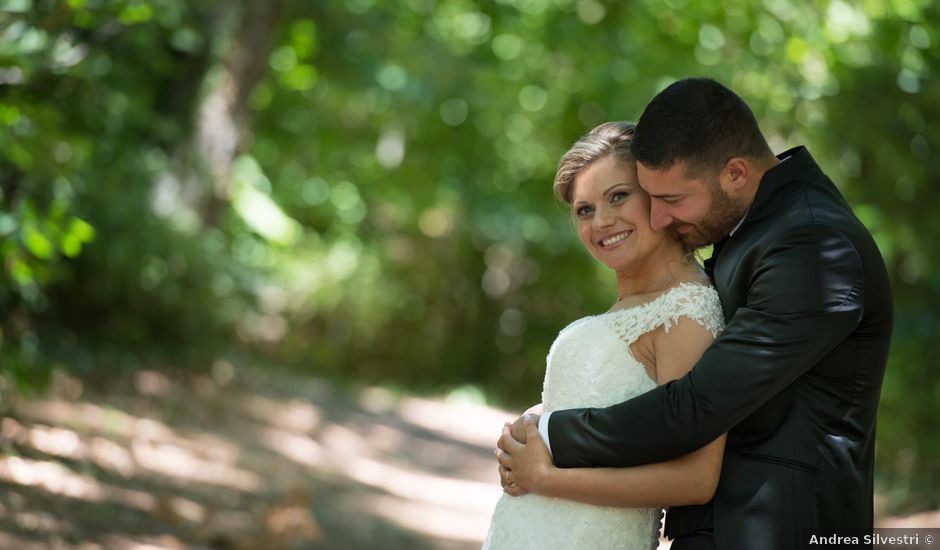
[602,232,629,247]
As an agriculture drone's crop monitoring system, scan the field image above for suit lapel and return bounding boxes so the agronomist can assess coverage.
[704,236,730,284]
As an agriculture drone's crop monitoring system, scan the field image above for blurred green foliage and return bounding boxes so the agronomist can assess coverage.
[1,0,937,513]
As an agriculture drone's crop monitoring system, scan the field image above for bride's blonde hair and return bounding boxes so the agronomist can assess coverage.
[553,121,636,205]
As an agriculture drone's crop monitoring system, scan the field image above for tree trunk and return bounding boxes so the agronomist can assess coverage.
[190,0,290,227]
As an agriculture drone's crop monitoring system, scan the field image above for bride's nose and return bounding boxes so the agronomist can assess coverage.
[593,204,616,229]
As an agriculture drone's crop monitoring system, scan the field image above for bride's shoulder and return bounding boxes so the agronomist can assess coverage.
[669,280,719,300]
[657,281,724,336]
[556,314,598,335]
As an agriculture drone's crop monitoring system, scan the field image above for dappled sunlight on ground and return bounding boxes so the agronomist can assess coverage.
[0,454,156,510]
[0,366,510,548]
[365,493,493,543]
[395,395,520,451]
[1,366,934,549]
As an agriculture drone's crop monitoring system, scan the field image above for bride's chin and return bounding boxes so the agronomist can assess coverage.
[601,258,632,271]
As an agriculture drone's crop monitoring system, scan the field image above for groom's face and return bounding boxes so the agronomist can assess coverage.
[636,160,746,248]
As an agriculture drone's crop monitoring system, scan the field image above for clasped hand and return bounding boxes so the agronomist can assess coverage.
[495,411,554,496]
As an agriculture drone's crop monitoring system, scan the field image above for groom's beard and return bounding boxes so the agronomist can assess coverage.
[673,180,749,249]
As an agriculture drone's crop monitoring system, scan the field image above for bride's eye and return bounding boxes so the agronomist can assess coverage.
[575,205,594,218]
[611,191,630,203]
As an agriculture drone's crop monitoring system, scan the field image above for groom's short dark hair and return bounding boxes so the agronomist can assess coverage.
[631,78,774,177]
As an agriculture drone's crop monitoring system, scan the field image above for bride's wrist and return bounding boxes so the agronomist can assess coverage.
[531,463,557,495]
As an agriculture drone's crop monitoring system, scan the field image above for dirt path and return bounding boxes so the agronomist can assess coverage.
[1,365,936,549]
[0,365,510,549]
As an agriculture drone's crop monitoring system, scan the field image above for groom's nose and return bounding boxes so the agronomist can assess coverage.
[649,201,673,231]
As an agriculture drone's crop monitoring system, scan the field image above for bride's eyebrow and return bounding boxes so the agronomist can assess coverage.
[603,182,634,194]
[573,182,634,206]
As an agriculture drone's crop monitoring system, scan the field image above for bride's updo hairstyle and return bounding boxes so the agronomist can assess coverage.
[553,121,636,205]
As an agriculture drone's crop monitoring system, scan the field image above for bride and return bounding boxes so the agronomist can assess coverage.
[483,122,726,550]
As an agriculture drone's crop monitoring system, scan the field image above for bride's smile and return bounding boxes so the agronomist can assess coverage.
[598,229,633,249]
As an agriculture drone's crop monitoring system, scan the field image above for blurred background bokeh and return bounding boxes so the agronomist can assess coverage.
[1,0,938,548]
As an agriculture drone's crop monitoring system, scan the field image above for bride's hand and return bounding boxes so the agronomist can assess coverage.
[509,414,528,443]
[496,414,553,496]
[508,404,543,443]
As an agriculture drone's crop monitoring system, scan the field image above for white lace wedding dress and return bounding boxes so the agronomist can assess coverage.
[483,283,724,550]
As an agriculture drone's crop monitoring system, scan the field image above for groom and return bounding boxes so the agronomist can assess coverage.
[497,78,893,549]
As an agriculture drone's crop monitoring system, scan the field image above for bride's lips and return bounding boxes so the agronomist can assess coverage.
[597,230,633,249]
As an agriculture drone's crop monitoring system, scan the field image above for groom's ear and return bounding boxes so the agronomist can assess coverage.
[721,157,750,191]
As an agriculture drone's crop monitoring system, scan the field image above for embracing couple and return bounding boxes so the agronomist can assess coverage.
[484,78,893,550]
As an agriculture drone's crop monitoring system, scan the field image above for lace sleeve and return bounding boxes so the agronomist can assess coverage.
[659,283,725,337]
[606,283,725,346]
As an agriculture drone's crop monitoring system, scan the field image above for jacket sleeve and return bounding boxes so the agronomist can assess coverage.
[548,224,866,468]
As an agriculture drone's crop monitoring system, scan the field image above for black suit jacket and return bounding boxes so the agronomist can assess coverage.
[547,147,893,549]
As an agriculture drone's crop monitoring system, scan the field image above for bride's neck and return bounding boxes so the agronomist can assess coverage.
[614,246,694,300]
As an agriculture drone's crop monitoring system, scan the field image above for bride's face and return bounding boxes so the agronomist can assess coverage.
[570,155,666,272]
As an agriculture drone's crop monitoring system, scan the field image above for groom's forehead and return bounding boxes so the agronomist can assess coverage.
[636,162,697,192]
